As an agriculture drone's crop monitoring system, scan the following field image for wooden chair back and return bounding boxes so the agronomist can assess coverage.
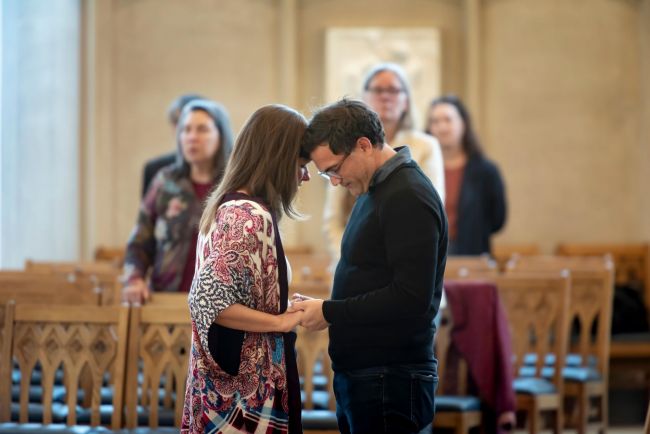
[492,243,541,270]
[295,327,334,411]
[22,262,122,305]
[125,304,191,429]
[0,302,129,428]
[144,292,188,307]
[445,255,499,280]
[494,272,571,391]
[556,243,650,315]
[287,252,332,284]
[0,271,102,306]
[434,307,470,395]
[25,260,120,274]
[506,256,614,375]
[94,246,126,267]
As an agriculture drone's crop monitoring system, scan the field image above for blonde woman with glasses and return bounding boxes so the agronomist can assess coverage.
[323,63,445,266]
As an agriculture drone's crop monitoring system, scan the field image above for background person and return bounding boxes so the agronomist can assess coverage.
[122,99,233,303]
[323,63,445,264]
[142,93,206,197]
[426,94,507,255]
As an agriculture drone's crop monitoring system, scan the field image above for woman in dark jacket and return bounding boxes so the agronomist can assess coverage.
[426,95,506,255]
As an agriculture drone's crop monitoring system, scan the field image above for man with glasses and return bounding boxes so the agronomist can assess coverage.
[292,98,448,434]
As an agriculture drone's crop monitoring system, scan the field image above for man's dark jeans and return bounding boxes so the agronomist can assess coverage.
[333,362,438,434]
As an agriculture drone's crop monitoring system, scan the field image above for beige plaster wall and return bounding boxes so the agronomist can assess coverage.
[86,0,649,257]
[107,0,281,246]
[482,0,644,253]
[641,0,650,240]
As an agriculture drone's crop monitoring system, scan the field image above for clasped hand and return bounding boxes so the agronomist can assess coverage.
[285,293,328,331]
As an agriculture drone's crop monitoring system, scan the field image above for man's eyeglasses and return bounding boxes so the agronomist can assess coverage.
[365,87,405,97]
[318,153,350,180]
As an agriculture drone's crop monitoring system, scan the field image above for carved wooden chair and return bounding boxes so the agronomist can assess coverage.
[492,243,541,271]
[23,261,122,305]
[0,302,128,429]
[295,327,338,433]
[433,307,482,434]
[506,256,614,433]
[0,273,107,425]
[124,304,191,429]
[495,272,571,434]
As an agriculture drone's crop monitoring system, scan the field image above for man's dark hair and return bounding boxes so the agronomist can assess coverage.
[302,98,385,156]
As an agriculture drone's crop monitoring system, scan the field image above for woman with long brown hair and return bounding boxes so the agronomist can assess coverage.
[182,104,310,433]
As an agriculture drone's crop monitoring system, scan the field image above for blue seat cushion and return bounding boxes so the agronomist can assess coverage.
[133,405,177,427]
[0,424,180,434]
[562,366,602,383]
[0,423,113,434]
[513,377,556,395]
[518,366,602,383]
[301,410,338,430]
[435,395,481,412]
[301,390,332,410]
[11,385,67,403]
[522,352,596,368]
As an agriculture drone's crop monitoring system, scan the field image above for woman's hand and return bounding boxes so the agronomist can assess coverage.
[121,278,150,304]
[277,310,303,332]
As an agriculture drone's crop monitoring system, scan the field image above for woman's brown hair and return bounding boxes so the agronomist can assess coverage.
[199,104,307,234]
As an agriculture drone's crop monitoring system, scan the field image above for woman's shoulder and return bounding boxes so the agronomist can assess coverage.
[467,155,502,177]
[395,129,439,149]
[218,197,273,223]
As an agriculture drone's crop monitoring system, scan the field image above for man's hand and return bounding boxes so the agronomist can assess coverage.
[291,298,328,331]
[121,278,150,305]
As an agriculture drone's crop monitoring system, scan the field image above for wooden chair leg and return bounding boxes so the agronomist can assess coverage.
[163,365,173,409]
[529,408,540,434]
[599,392,608,434]
[576,387,588,434]
[555,406,564,434]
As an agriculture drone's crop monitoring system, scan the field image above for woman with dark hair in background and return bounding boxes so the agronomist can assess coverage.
[182,104,310,433]
[122,99,234,304]
[426,95,507,255]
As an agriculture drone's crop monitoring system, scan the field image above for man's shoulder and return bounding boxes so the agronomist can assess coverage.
[375,163,436,204]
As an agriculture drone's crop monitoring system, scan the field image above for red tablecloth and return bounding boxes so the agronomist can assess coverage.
[443,280,516,431]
